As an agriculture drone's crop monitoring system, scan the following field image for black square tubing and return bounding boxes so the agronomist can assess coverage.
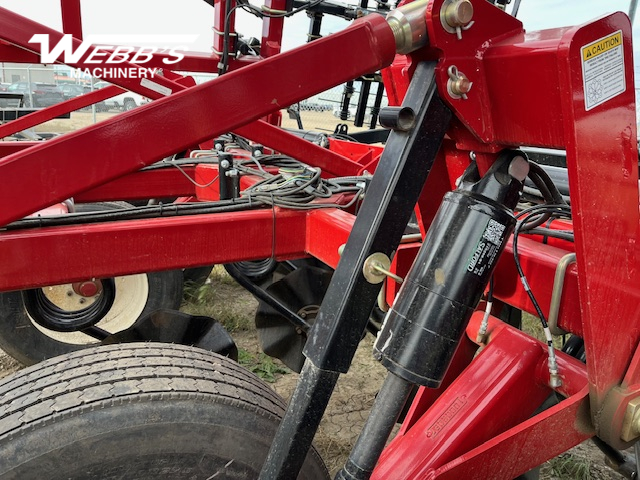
[258,61,453,480]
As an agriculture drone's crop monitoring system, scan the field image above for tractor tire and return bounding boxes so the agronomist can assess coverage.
[0,343,330,480]
[0,201,184,365]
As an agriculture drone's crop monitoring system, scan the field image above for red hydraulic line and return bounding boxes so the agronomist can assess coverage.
[0,14,397,226]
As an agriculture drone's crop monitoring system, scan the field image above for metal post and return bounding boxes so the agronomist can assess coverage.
[258,61,452,480]
[26,65,33,108]
[630,0,638,25]
[91,75,96,124]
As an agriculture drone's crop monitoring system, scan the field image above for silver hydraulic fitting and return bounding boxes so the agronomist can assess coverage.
[386,0,429,54]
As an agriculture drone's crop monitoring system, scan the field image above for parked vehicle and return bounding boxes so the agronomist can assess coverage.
[59,83,86,101]
[94,81,149,111]
[7,81,64,107]
[59,84,108,112]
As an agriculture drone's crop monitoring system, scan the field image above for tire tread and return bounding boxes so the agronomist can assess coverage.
[0,343,286,442]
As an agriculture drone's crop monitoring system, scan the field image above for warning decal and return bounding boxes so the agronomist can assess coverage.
[581,30,625,111]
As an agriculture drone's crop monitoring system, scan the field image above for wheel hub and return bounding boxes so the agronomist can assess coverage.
[72,280,103,298]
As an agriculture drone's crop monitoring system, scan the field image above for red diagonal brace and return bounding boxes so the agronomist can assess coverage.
[235,121,361,177]
[0,14,396,226]
[0,86,121,139]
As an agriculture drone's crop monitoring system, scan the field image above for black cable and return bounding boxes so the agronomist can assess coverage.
[6,199,263,230]
[512,203,573,335]
[218,0,325,74]
[7,153,368,230]
[218,2,241,75]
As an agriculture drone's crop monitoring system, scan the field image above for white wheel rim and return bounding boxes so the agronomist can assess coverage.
[30,274,149,345]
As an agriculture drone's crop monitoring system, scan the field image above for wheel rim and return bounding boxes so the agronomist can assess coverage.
[24,278,116,332]
[29,274,149,345]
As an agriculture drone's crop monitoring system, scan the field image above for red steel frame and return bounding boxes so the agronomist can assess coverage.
[0,1,638,478]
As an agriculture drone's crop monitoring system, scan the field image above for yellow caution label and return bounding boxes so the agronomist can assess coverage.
[582,32,622,61]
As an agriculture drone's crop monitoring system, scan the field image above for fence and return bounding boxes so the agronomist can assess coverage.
[0,66,388,140]
[282,76,389,135]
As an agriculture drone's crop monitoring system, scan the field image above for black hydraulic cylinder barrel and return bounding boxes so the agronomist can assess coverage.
[374,152,528,387]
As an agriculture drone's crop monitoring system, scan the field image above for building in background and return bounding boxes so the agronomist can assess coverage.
[0,63,54,84]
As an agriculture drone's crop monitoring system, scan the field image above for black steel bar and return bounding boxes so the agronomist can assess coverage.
[354,78,371,127]
[369,82,385,129]
[258,61,451,480]
[307,11,323,42]
[224,263,311,332]
[335,373,414,480]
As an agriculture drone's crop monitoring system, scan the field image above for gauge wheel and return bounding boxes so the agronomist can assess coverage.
[0,202,183,365]
[0,343,329,480]
[0,269,183,365]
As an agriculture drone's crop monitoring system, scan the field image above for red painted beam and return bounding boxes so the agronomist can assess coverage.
[74,167,197,202]
[0,209,307,291]
[0,15,396,226]
[0,142,39,157]
[374,313,591,480]
[60,0,83,39]
[0,86,121,140]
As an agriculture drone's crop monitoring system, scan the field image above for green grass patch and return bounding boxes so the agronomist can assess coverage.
[238,348,290,383]
[181,268,256,332]
[545,453,590,480]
